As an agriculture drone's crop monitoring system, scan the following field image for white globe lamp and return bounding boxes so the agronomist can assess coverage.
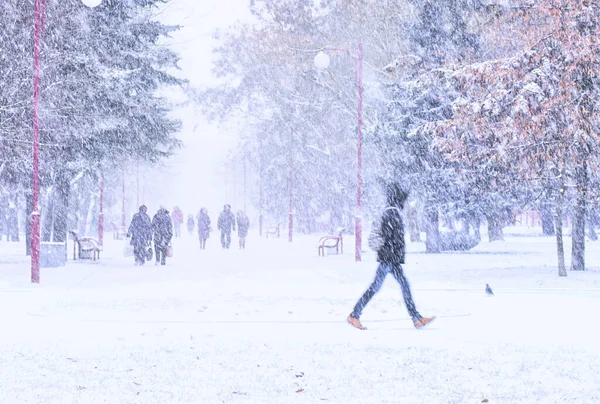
[314,51,330,70]
[82,0,102,7]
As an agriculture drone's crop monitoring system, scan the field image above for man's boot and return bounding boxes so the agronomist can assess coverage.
[414,316,436,329]
[347,314,367,330]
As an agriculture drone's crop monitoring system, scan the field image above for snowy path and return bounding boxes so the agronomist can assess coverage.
[1,231,600,403]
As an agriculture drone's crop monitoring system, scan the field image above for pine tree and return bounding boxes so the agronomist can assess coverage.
[373,0,486,252]
[0,0,183,246]
[434,0,600,274]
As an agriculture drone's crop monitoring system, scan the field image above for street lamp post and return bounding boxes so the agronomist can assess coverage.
[31,0,44,283]
[31,0,102,283]
[98,174,104,247]
[314,43,364,262]
[121,170,126,228]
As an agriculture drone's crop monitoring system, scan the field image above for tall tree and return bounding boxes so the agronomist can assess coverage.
[0,0,183,246]
[433,0,600,273]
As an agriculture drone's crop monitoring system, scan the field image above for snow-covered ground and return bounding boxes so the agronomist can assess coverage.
[1,228,600,403]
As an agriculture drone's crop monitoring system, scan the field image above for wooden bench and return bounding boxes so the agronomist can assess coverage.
[69,230,101,261]
[317,227,345,256]
[266,223,282,238]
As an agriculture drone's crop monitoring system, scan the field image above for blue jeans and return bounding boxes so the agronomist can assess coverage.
[351,263,421,322]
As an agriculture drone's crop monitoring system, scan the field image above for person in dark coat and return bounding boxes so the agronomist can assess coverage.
[347,183,435,330]
[217,204,236,249]
[187,214,195,235]
[197,207,211,249]
[236,210,250,249]
[127,205,152,266]
[152,207,173,265]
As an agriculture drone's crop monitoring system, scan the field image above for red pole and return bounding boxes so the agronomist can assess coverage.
[31,0,45,284]
[355,43,363,262]
[289,132,293,243]
[121,171,126,227]
[98,176,104,247]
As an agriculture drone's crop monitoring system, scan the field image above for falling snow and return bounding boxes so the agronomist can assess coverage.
[2,0,600,402]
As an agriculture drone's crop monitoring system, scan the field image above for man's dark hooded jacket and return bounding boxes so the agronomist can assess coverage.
[377,184,409,266]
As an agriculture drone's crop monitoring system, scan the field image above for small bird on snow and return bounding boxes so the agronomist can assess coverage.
[485,284,494,296]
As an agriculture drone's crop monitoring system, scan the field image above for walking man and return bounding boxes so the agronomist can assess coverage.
[127,205,152,266]
[197,207,211,249]
[217,204,236,249]
[152,206,173,265]
[236,210,250,249]
[347,183,435,330]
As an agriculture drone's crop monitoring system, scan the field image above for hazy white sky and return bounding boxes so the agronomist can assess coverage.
[139,0,252,217]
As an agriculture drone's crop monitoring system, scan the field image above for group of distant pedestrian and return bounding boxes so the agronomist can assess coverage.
[185,204,250,250]
[126,204,251,266]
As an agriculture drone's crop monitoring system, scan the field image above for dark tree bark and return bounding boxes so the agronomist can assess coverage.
[78,191,92,236]
[407,204,421,242]
[571,162,587,271]
[425,204,441,253]
[53,171,70,243]
[41,188,54,242]
[0,195,7,242]
[540,202,555,236]
[472,215,481,242]
[587,212,597,241]
[486,214,504,242]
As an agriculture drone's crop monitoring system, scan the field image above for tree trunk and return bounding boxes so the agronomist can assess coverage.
[25,191,32,256]
[587,212,597,241]
[84,194,96,236]
[425,205,441,253]
[0,194,6,242]
[541,203,555,236]
[407,204,421,242]
[555,185,566,277]
[53,171,70,243]
[571,162,587,271]
[470,215,481,242]
[486,215,504,242]
[77,187,89,235]
[41,186,54,242]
